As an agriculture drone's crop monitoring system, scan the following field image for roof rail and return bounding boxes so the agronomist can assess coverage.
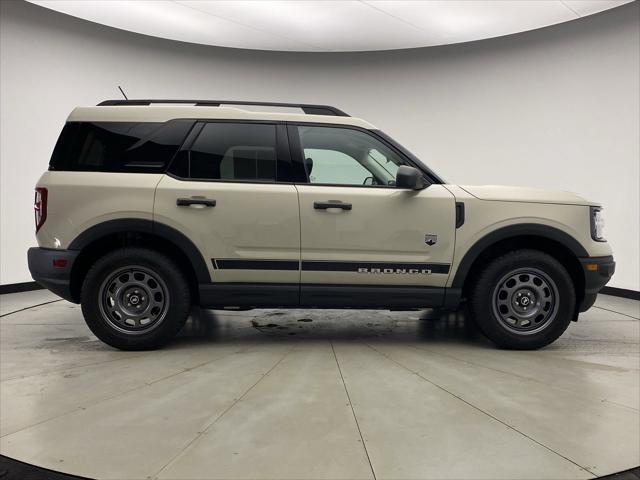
[97,99,349,117]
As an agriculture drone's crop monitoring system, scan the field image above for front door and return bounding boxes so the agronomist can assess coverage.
[154,121,304,307]
[289,124,456,308]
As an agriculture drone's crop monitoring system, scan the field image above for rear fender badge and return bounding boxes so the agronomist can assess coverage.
[425,234,438,246]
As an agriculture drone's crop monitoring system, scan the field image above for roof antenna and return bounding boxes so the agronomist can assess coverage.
[117,85,128,100]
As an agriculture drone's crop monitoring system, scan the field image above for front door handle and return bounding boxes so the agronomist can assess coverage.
[177,198,216,207]
[314,201,352,211]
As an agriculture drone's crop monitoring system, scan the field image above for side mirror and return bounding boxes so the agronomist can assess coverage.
[395,166,427,190]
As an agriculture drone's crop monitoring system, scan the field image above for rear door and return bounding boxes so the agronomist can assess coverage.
[154,121,305,306]
[289,124,456,307]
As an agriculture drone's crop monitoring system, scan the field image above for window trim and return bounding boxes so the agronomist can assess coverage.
[286,122,435,189]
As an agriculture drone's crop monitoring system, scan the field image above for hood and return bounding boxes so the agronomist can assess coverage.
[459,185,597,207]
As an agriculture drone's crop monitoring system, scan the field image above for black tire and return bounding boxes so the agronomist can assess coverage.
[469,249,576,350]
[81,247,191,350]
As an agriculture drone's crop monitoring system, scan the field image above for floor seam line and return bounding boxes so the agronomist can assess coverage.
[592,305,639,320]
[0,354,144,383]
[406,343,540,381]
[0,299,64,318]
[1,323,82,326]
[331,341,377,480]
[0,347,252,439]
[404,343,640,412]
[363,341,597,478]
[151,346,295,480]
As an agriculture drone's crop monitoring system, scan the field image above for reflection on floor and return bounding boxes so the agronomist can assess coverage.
[0,291,638,480]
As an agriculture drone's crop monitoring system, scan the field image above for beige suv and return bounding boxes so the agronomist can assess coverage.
[28,100,615,350]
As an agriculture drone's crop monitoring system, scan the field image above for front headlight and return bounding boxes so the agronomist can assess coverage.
[590,206,606,242]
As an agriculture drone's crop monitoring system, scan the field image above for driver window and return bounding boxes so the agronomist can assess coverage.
[303,149,371,184]
[296,126,405,186]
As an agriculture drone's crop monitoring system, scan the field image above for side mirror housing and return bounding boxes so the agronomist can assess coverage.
[396,166,427,190]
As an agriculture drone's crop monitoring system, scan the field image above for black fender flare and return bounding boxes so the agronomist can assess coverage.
[450,223,588,289]
[68,218,210,283]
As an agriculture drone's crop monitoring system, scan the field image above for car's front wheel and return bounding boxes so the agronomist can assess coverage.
[81,247,190,350]
[469,249,576,349]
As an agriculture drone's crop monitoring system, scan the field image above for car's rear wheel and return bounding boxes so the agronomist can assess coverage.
[81,247,190,350]
[469,249,575,349]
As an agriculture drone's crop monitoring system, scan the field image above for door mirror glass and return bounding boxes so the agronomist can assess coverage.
[395,166,426,190]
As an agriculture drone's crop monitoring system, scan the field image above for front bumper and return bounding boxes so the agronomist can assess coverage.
[27,247,79,303]
[578,255,615,312]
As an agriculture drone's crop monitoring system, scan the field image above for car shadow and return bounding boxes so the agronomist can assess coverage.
[169,306,491,349]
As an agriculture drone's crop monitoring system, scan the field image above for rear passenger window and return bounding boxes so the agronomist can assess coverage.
[187,123,277,182]
[49,120,193,173]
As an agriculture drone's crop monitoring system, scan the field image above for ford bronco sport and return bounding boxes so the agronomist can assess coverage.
[28,100,615,350]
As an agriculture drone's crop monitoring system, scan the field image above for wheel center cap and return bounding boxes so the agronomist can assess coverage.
[513,289,536,310]
[130,295,140,305]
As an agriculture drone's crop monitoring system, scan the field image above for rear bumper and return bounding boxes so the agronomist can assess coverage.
[27,247,79,303]
[578,255,615,312]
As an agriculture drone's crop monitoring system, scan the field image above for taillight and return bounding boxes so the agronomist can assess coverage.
[34,187,48,233]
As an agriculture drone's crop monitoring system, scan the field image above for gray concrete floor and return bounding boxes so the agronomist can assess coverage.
[0,291,638,480]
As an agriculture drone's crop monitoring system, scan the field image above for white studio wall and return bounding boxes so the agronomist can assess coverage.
[1,0,638,290]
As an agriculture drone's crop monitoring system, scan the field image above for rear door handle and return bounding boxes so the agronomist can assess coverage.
[314,201,352,211]
[176,198,216,207]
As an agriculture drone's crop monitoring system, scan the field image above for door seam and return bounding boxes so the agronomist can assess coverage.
[294,183,303,305]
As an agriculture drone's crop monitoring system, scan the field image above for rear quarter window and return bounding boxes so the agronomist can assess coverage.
[49,120,194,173]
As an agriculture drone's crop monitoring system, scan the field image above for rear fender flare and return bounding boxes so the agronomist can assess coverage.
[68,218,210,283]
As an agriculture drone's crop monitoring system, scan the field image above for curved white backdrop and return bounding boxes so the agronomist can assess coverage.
[25,0,634,52]
[1,1,638,290]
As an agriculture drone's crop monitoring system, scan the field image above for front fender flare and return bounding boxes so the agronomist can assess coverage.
[450,223,588,289]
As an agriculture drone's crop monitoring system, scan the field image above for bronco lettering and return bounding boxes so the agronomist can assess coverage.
[358,267,432,275]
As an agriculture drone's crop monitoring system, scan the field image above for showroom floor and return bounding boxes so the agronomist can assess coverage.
[0,291,638,480]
